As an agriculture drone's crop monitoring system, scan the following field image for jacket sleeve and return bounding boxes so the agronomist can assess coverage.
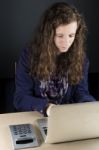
[14,49,48,113]
[73,57,96,102]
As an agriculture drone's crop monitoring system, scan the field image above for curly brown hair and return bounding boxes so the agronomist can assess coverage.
[29,2,87,84]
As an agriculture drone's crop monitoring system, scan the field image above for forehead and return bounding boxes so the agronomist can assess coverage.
[55,22,77,34]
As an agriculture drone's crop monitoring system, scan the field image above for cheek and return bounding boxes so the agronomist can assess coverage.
[69,38,75,45]
[55,38,63,46]
[54,37,59,47]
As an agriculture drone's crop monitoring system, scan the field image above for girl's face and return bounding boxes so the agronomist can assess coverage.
[54,21,77,53]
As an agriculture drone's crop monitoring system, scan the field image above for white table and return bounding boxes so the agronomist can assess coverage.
[0,111,99,150]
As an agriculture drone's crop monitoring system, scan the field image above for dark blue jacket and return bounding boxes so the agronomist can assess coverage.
[14,48,95,114]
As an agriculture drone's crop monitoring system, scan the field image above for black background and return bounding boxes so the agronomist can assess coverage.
[0,0,99,78]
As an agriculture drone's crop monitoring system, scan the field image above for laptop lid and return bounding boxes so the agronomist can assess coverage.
[45,101,99,143]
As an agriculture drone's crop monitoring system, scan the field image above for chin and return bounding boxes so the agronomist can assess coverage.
[59,49,68,53]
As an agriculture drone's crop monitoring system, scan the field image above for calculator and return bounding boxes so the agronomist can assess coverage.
[9,124,39,149]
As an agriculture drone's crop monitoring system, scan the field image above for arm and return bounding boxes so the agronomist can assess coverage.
[14,49,48,113]
[73,57,96,102]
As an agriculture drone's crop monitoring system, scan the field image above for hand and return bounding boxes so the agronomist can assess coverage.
[46,103,55,116]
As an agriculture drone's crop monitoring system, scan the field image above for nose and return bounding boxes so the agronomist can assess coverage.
[61,36,70,45]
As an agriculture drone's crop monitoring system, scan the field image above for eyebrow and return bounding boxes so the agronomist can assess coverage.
[56,33,76,35]
[69,33,76,35]
[56,33,63,35]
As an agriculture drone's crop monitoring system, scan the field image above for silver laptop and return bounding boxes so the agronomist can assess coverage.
[36,101,99,144]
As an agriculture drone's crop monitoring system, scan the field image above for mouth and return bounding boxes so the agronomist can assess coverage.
[61,47,67,50]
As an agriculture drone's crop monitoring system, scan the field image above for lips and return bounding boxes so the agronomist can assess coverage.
[61,47,68,50]
[62,47,66,49]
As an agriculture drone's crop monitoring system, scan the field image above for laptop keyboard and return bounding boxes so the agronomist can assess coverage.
[42,126,47,135]
[36,118,48,140]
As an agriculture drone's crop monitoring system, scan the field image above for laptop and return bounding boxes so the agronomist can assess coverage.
[36,101,99,144]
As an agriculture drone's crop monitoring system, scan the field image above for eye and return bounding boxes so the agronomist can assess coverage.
[58,35,63,38]
[56,34,63,38]
[69,34,75,38]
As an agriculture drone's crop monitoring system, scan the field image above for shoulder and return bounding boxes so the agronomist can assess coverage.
[84,54,89,64]
[83,54,90,71]
[20,48,29,59]
[16,48,31,74]
[19,48,30,66]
